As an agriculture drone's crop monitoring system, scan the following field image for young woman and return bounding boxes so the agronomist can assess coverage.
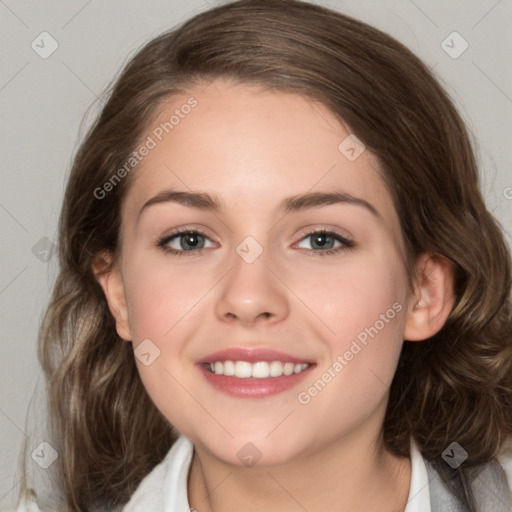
[16,1,512,510]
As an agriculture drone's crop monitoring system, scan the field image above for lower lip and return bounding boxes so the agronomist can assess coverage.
[197,363,316,398]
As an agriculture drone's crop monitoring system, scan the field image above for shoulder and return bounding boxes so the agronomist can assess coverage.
[15,494,42,512]
[122,435,193,511]
[424,436,512,511]
[470,439,512,511]
[497,435,512,493]
[14,437,193,512]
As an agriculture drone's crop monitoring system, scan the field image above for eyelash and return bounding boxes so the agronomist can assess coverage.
[156,228,355,258]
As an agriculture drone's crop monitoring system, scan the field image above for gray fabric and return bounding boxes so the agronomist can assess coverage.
[425,458,512,512]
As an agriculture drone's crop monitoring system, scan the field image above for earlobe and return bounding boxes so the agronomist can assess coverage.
[92,253,132,341]
[403,252,456,342]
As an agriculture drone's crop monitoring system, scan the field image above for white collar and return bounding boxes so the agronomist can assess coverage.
[405,437,431,511]
[123,435,432,511]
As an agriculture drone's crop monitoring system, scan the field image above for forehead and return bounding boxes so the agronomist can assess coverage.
[123,79,400,233]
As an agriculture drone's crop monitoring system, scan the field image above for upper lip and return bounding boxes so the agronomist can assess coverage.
[197,347,314,364]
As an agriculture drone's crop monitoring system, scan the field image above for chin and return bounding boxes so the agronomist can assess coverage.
[198,431,308,468]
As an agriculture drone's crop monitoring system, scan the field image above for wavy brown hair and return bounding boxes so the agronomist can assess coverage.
[17,0,512,510]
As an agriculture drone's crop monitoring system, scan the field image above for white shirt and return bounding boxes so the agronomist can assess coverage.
[123,435,432,511]
[16,435,512,511]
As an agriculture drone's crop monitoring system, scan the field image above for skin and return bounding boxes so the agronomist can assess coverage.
[95,78,455,512]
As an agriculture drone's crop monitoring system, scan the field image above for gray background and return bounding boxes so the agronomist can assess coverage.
[1,0,511,508]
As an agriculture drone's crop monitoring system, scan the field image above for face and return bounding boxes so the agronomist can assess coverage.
[108,79,417,466]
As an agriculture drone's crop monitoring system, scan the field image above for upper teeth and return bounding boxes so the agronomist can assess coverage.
[209,361,310,378]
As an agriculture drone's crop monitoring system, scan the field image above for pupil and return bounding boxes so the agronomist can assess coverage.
[184,234,200,248]
[181,233,208,250]
[313,233,332,249]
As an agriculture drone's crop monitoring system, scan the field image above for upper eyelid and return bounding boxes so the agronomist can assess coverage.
[160,227,213,241]
[295,226,353,241]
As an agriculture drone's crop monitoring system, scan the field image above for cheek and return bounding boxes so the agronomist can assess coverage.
[121,254,206,427]
[293,251,407,404]
[123,253,207,342]
[294,251,406,348]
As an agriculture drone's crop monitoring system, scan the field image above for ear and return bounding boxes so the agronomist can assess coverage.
[403,252,456,342]
[92,252,132,341]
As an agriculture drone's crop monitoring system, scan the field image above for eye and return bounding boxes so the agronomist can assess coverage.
[295,229,355,256]
[157,229,215,257]
[156,227,355,258]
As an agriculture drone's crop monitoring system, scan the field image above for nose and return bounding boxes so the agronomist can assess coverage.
[214,249,289,327]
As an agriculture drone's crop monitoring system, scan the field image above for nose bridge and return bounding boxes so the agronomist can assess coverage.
[214,234,288,324]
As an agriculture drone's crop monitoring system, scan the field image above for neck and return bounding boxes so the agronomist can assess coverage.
[187,418,411,512]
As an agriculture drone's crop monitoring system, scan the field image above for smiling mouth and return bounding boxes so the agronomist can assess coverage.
[203,360,312,378]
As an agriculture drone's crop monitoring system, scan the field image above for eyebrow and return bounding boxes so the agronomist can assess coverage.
[138,188,381,220]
